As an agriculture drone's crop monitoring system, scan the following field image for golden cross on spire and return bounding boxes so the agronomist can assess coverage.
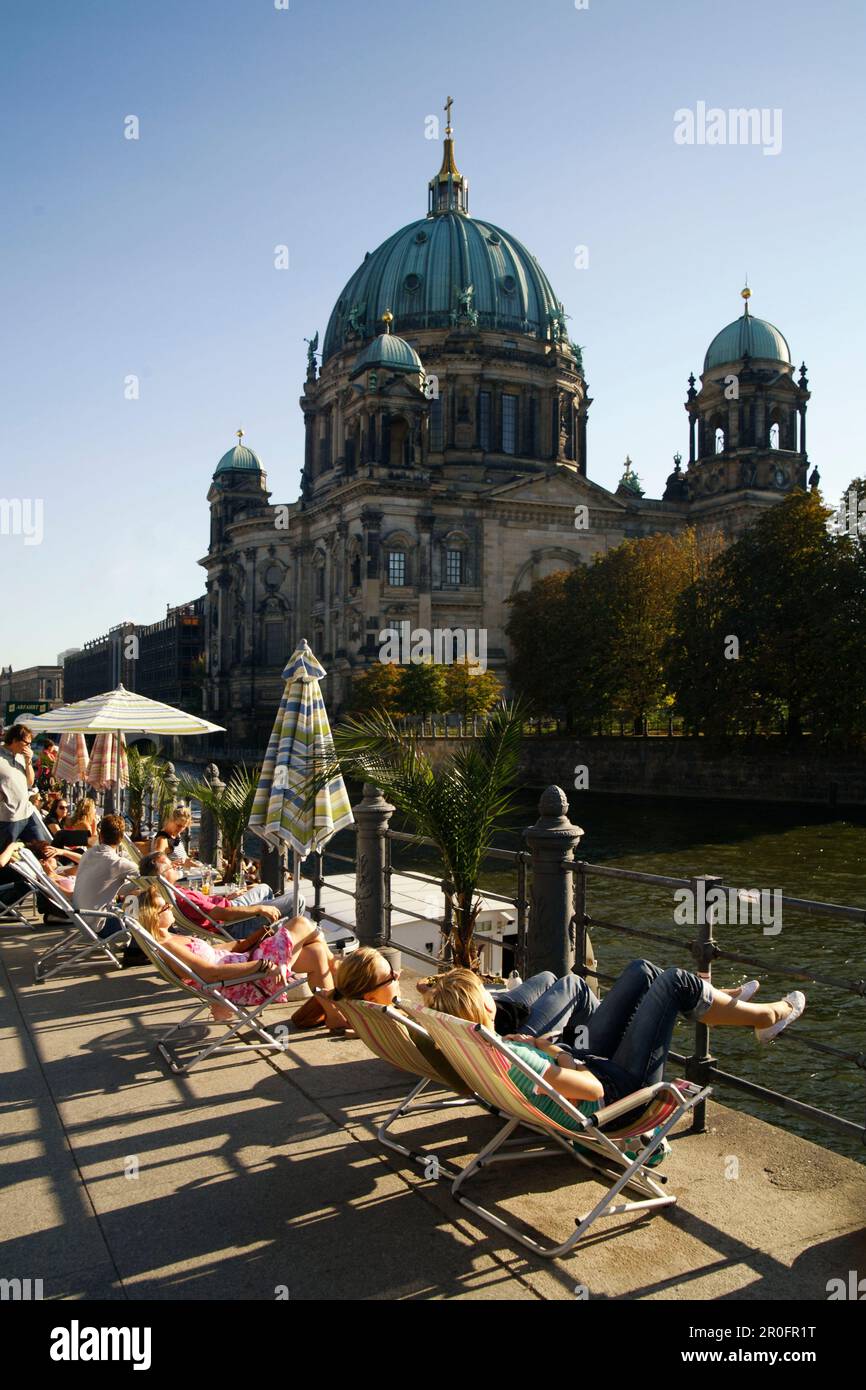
[444,95,454,136]
[236,428,245,443]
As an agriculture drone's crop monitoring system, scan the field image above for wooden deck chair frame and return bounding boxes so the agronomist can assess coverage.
[12,848,131,982]
[416,1005,711,1259]
[338,997,502,1175]
[126,918,304,1074]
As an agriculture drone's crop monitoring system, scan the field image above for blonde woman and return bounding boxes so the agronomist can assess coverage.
[53,797,97,850]
[152,806,195,867]
[136,884,352,1030]
[425,963,805,1136]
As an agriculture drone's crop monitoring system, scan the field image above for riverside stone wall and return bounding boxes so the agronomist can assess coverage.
[417,736,866,806]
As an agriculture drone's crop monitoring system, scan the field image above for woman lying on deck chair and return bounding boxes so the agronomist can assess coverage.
[327,947,595,1042]
[136,885,352,1031]
[423,962,805,1138]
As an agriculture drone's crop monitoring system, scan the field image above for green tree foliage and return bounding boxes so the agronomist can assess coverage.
[396,660,447,717]
[443,659,503,719]
[349,662,403,716]
[667,491,866,739]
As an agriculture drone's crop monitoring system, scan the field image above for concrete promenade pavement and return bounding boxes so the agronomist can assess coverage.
[1,914,865,1302]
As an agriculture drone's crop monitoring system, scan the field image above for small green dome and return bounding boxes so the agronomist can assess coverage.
[214,441,264,477]
[704,312,791,371]
[350,331,424,378]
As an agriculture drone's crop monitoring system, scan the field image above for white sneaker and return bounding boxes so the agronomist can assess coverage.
[755,990,806,1043]
[736,979,760,1002]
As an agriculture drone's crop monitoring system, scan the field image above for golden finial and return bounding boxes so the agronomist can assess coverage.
[444,95,454,138]
[382,309,394,334]
[741,281,751,316]
[236,428,245,443]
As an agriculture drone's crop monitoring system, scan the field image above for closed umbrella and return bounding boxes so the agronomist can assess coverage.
[54,732,89,784]
[249,640,354,913]
[87,732,129,793]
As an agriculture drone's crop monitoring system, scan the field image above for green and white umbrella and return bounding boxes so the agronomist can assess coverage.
[24,685,224,809]
[249,640,354,913]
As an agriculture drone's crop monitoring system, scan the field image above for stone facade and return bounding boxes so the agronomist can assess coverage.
[200,135,814,747]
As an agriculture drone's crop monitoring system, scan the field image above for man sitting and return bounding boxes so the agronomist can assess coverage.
[73,814,139,936]
[139,852,306,942]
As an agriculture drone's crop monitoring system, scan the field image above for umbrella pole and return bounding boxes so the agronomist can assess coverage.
[292,849,301,917]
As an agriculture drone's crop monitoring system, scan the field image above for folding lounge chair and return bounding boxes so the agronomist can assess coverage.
[121,835,142,867]
[415,1004,711,1259]
[338,997,501,1172]
[12,848,131,983]
[126,918,304,1074]
[125,873,234,943]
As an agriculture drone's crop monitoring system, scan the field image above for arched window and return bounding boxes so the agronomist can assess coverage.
[445,549,463,585]
[313,551,326,601]
[769,421,780,450]
[441,531,469,588]
[714,427,725,454]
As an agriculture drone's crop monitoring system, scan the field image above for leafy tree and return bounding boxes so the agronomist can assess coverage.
[443,659,503,719]
[178,764,261,882]
[398,660,447,717]
[349,661,403,716]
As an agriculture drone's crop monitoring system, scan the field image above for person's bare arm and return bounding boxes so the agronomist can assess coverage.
[206,902,281,925]
[165,936,275,983]
[543,1060,605,1104]
[229,925,270,953]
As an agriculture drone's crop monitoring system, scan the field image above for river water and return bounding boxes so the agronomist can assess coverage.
[387,790,866,1166]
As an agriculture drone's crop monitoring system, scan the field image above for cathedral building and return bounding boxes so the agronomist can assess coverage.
[200,112,812,747]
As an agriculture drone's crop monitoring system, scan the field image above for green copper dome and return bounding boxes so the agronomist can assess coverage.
[323,212,568,363]
[350,331,424,378]
[322,127,571,364]
[704,300,791,372]
[214,440,264,477]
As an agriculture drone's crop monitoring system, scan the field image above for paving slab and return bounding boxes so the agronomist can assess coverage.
[2,919,864,1302]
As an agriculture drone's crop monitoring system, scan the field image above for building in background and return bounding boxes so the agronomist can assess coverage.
[136,599,206,711]
[0,664,64,725]
[63,623,138,702]
[200,121,813,747]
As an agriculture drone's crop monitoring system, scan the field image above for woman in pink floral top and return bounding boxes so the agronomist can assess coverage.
[137,885,351,1029]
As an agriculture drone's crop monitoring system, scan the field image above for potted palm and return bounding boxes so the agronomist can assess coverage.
[320,701,525,971]
[178,764,261,884]
[126,747,171,844]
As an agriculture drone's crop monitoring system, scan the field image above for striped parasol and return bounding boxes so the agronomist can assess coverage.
[86,732,129,792]
[249,640,354,912]
[24,685,224,808]
[54,732,89,784]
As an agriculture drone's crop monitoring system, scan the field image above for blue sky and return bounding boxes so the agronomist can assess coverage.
[1,0,864,670]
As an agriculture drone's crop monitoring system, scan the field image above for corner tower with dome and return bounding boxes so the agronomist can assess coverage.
[200,112,815,746]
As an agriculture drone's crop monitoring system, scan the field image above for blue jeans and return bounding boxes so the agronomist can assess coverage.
[565,959,714,1103]
[0,813,52,850]
[496,971,599,1042]
[223,884,307,941]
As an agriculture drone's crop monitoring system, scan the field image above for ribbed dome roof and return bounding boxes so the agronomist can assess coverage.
[704,311,791,371]
[214,442,263,477]
[323,212,567,363]
[350,332,424,377]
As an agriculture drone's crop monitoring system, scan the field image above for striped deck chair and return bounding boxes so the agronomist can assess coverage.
[338,997,500,1173]
[12,848,130,982]
[125,873,234,943]
[126,918,301,1074]
[121,835,142,867]
[415,1005,711,1259]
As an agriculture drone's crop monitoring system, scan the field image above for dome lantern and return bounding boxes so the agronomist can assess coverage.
[428,95,469,216]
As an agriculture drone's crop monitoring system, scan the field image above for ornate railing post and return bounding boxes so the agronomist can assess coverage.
[354,783,395,947]
[198,763,224,872]
[686,873,722,1133]
[524,786,584,978]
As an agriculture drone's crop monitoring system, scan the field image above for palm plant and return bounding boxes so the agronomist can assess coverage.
[319,701,525,970]
[126,747,171,841]
[178,764,261,882]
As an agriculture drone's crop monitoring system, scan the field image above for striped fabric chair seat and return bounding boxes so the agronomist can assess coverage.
[409,1004,711,1260]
